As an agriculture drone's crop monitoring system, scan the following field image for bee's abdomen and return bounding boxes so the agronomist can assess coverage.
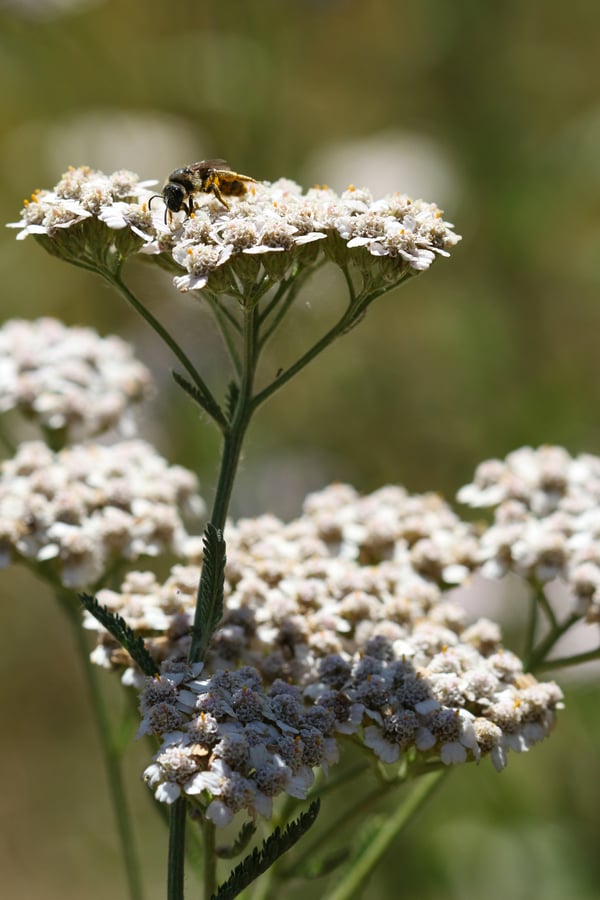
[223,179,248,197]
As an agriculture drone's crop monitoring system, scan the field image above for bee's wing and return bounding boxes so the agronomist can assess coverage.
[188,159,231,174]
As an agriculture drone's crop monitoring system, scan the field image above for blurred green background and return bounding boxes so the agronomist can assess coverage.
[1,0,599,897]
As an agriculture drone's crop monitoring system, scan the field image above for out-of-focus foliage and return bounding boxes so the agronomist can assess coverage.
[1,1,599,898]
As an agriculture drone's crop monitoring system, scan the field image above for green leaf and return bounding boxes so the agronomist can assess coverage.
[171,370,226,426]
[79,592,158,676]
[212,800,321,900]
[225,380,240,422]
[190,524,227,661]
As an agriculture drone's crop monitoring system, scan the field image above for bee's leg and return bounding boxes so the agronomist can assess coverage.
[184,198,195,217]
[204,174,230,210]
[212,184,230,210]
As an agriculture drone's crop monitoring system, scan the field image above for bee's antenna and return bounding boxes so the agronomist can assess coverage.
[148,194,162,210]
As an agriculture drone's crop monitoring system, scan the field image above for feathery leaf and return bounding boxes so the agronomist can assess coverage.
[79,592,158,676]
[211,800,320,900]
[172,370,226,426]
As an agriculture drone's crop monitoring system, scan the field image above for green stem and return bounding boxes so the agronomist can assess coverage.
[525,612,580,672]
[533,646,600,671]
[205,293,243,376]
[211,303,259,530]
[283,781,391,881]
[258,277,293,325]
[323,771,446,900]
[536,584,559,630]
[258,266,320,351]
[251,277,408,412]
[57,591,144,900]
[188,303,259,662]
[523,589,539,661]
[251,302,356,411]
[168,798,187,900]
[110,273,225,429]
[202,817,217,900]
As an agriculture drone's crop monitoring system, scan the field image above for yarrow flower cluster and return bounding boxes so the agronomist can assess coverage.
[140,663,337,825]
[458,445,600,622]
[8,166,157,242]
[0,318,152,441]
[8,166,461,293]
[86,482,562,819]
[0,440,204,587]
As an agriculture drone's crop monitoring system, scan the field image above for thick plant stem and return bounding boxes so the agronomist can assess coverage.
[211,304,259,528]
[168,798,187,900]
[58,592,144,900]
[188,305,258,663]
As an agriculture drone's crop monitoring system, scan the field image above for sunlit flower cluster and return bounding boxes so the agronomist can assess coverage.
[8,166,461,293]
[87,482,562,799]
[8,166,157,242]
[458,445,600,622]
[0,440,204,587]
[0,318,152,441]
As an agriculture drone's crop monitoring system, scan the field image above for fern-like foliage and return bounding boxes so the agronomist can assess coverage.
[225,380,240,423]
[171,370,227,428]
[211,800,321,900]
[190,523,227,661]
[79,592,158,676]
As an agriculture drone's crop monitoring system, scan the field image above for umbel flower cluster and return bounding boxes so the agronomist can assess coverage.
[459,445,600,622]
[0,439,204,587]
[0,317,152,440]
[85,483,563,824]
[8,165,461,293]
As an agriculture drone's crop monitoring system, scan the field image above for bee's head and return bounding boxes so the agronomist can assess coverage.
[161,182,186,213]
[148,183,186,225]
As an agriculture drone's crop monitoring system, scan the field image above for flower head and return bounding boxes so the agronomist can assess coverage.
[0,318,152,442]
[87,481,562,788]
[9,166,460,295]
[0,440,204,587]
[459,445,600,621]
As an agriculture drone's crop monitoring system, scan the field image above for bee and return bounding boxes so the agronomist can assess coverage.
[149,159,256,223]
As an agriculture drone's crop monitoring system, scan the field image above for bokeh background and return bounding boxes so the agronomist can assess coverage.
[1,1,599,898]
